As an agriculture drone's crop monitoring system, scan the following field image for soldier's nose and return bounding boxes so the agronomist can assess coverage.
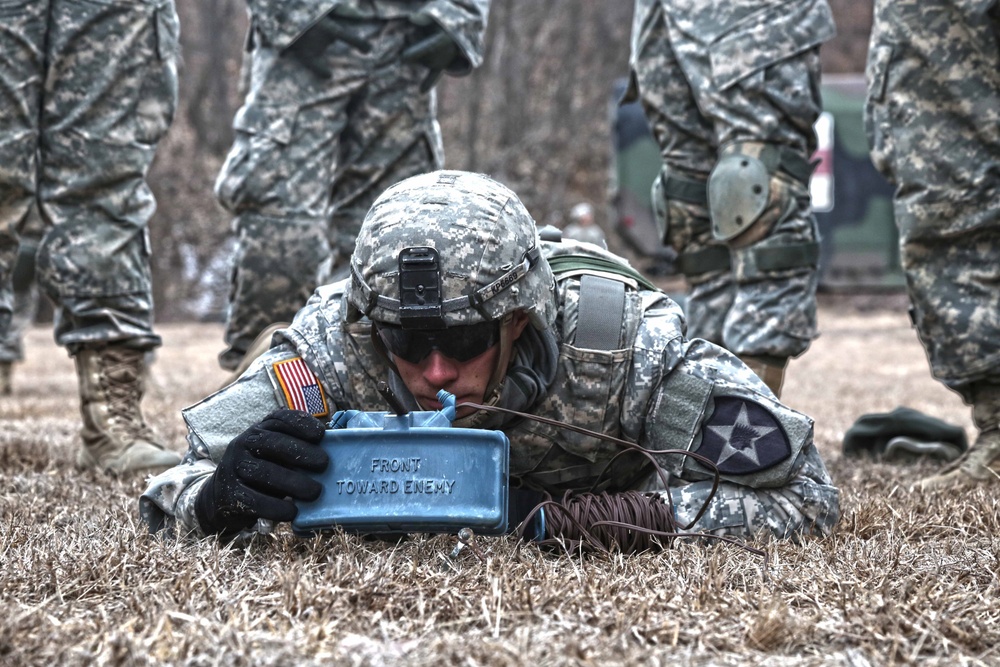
[421,350,460,385]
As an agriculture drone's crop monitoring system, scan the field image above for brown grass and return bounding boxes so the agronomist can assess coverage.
[2,295,998,666]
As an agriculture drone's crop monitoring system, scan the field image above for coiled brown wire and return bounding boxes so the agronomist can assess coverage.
[457,401,767,564]
[529,490,676,553]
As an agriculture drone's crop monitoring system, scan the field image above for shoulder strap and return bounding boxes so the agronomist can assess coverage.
[545,247,661,351]
[547,254,661,293]
[574,275,626,350]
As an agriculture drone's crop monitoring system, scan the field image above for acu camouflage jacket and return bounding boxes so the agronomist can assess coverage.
[140,241,839,540]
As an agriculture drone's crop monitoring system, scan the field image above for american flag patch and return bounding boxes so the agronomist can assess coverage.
[272,357,329,417]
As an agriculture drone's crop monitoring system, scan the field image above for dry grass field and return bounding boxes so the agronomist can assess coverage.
[2,295,998,666]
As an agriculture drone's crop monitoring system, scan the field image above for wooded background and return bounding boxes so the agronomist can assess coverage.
[148,0,875,320]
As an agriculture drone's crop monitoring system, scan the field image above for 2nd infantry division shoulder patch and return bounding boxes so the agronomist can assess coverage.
[272,357,329,418]
[695,396,791,475]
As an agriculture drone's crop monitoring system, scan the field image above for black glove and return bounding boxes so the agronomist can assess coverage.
[284,14,372,79]
[401,26,460,93]
[195,409,330,535]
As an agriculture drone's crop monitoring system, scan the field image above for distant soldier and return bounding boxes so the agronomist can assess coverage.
[214,0,491,373]
[627,0,836,397]
[140,171,839,542]
[0,1,181,473]
[0,212,44,396]
[561,202,608,249]
[864,0,1000,489]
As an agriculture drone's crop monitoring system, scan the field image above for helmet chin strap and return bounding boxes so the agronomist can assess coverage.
[483,313,515,400]
[454,313,515,428]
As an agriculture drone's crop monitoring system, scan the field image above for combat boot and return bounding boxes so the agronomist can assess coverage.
[738,354,788,398]
[0,361,11,396]
[917,429,1000,490]
[74,345,181,475]
[918,381,1000,490]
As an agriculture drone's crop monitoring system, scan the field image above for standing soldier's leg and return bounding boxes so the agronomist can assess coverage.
[710,137,821,397]
[631,2,733,346]
[691,2,834,396]
[213,22,369,371]
[36,0,180,474]
[325,19,444,279]
[865,0,1000,488]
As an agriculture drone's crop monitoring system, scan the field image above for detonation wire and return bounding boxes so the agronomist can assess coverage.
[457,401,768,566]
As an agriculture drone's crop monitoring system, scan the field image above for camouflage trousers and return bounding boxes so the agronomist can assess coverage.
[215,17,444,371]
[865,0,1000,400]
[0,0,179,353]
[630,0,834,358]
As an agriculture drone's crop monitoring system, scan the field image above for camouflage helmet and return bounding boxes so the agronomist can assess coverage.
[347,171,557,330]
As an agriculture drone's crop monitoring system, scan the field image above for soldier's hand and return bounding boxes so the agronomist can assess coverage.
[284,14,372,79]
[195,409,329,535]
[401,26,460,93]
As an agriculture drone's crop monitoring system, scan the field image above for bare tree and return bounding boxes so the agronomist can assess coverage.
[147,0,247,320]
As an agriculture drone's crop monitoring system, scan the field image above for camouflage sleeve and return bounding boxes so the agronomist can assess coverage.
[630,300,839,539]
[138,343,306,537]
[657,445,839,540]
[412,0,491,74]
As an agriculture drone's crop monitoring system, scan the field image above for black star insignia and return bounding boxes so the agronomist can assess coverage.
[696,396,792,475]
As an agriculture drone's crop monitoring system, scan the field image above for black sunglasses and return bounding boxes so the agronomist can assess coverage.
[374,319,502,364]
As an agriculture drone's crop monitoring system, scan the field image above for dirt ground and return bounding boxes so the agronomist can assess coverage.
[2,295,998,666]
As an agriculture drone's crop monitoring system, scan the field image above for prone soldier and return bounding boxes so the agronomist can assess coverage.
[141,171,839,543]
